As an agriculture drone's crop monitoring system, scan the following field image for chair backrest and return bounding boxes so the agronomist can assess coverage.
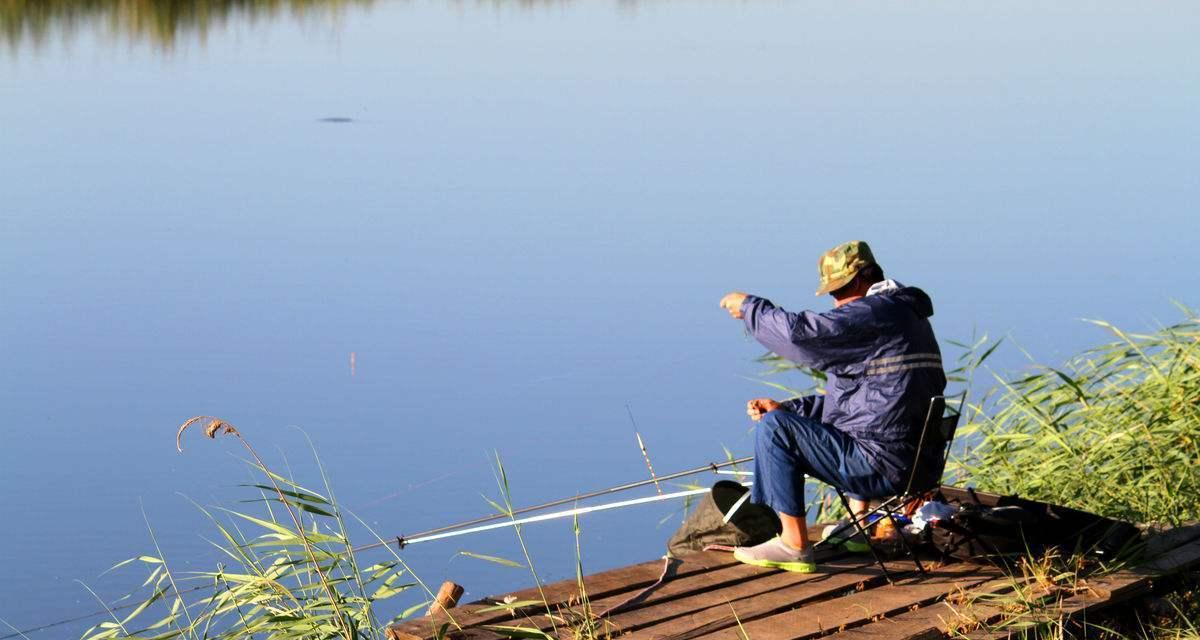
[928,405,963,487]
[902,393,965,496]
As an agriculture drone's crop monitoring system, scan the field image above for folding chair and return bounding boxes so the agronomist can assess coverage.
[813,393,966,583]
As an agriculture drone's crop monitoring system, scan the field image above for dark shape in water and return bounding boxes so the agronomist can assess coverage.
[319,117,354,123]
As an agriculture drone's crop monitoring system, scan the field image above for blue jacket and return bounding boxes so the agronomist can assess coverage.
[740,282,947,487]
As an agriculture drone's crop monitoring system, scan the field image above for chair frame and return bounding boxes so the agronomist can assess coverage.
[813,392,966,583]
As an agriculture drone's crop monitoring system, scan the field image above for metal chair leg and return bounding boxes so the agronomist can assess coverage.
[815,495,897,548]
[836,490,893,584]
[884,509,926,575]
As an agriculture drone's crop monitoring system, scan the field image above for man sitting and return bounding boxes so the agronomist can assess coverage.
[718,240,946,572]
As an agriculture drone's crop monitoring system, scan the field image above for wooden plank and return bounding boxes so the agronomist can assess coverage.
[388,550,737,639]
[389,524,833,639]
[832,527,1200,640]
[825,575,1044,640]
[688,562,1001,640]
[399,548,858,640]
[822,600,984,640]
[610,555,882,634]
[625,557,939,640]
[593,557,810,618]
[961,537,1200,639]
[434,562,808,640]
[958,575,1150,640]
[595,533,846,624]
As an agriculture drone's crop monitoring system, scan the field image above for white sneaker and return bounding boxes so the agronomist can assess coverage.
[732,537,817,573]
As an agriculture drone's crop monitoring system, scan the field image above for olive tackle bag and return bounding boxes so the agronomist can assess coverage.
[667,481,781,556]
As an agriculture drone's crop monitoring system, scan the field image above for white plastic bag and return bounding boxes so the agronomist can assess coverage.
[911,500,958,531]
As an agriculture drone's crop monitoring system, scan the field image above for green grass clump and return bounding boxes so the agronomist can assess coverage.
[70,434,592,640]
[77,417,435,640]
[952,309,1200,527]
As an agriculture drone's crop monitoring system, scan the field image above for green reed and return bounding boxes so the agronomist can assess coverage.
[73,427,603,640]
[952,308,1200,527]
[480,454,613,640]
[941,310,1200,639]
[945,310,1200,638]
[78,417,426,640]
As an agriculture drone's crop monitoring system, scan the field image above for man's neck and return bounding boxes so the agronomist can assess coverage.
[834,295,864,308]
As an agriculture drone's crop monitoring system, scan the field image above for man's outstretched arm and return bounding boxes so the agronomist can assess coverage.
[720,291,874,370]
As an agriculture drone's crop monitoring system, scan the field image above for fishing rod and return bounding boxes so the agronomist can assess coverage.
[0,455,754,640]
[392,483,752,547]
[353,455,753,552]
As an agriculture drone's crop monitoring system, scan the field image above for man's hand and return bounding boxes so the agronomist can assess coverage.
[720,292,749,319]
[746,398,782,421]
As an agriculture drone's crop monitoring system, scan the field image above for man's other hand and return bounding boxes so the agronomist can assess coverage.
[746,398,781,421]
[720,292,748,319]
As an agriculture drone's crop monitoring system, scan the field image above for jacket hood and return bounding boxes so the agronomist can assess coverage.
[893,286,935,318]
[865,279,935,318]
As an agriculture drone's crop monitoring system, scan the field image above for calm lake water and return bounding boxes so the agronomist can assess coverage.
[2,1,1198,635]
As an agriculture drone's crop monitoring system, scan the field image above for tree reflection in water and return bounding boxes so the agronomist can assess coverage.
[1,0,377,49]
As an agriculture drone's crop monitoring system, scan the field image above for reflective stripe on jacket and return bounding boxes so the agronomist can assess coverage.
[739,283,947,487]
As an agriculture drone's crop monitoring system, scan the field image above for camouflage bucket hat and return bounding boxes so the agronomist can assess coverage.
[815,240,876,296]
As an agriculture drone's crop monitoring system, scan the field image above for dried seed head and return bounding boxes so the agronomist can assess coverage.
[205,419,221,438]
[176,415,240,452]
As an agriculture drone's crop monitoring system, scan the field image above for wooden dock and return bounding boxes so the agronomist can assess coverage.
[388,490,1200,640]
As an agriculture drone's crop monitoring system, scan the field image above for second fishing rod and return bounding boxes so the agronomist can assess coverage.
[353,455,754,553]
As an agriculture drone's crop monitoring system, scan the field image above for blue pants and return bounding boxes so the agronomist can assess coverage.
[751,410,899,516]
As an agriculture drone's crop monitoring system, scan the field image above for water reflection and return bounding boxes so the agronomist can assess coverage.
[1,0,377,49]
